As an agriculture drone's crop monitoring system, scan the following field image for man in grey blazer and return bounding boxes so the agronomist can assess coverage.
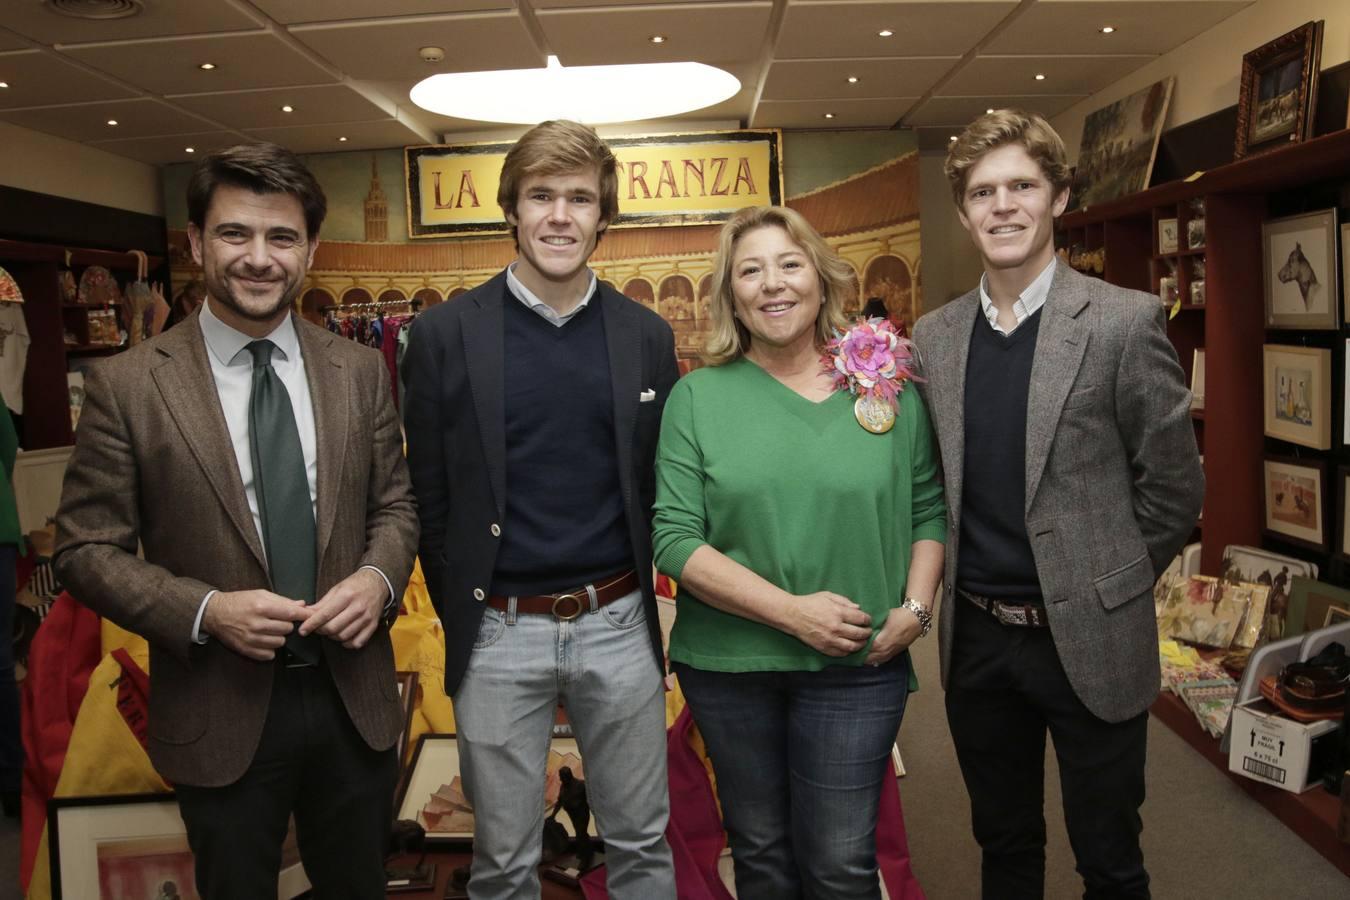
[912,110,1202,898]
[55,144,418,899]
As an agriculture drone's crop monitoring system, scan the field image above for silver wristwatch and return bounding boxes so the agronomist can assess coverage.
[902,597,932,637]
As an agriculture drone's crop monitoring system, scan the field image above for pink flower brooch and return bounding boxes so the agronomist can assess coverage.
[821,317,920,434]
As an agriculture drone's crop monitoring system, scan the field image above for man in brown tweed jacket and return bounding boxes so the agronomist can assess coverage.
[54,143,418,899]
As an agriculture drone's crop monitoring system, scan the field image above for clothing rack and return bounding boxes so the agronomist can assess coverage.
[321,298,421,315]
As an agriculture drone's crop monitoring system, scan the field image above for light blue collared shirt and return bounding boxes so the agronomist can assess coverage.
[979,258,1056,336]
[506,263,598,327]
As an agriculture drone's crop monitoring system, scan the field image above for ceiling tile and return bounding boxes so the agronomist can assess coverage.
[9,0,261,45]
[753,97,916,129]
[242,118,430,154]
[62,31,338,95]
[0,97,219,143]
[88,130,244,165]
[0,49,136,109]
[903,94,1082,126]
[985,1,1254,55]
[252,1,512,24]
[291,14,543,79]
[914,125,962,153]
[0,29,29,52]
[777,1,1018,59]
[534,0,719,7]
[538,3,772,66]
[170,83,394,130]
[942,54,1153,97]
[762,57,958,101]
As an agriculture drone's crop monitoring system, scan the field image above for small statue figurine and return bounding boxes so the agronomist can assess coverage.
[549,766,595,869]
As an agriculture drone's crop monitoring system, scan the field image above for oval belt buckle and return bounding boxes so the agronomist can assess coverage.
[551,592,584,621]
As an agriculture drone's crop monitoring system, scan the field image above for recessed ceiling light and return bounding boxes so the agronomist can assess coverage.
[649,35,667,44]
[949,135,958,142]
[878,29,893,37]
[106,119,118,126]
[986,108,995,114]
[281,104,294,112]
[847,76,859,84]
[185,147,195,153]
[1100,26,1116,34]
[198,62,216,70]
[0,82,8,89]
[411,54,740,126]
[823,112,835,119]
[1034,73,1046,81]
[338,136,348,142]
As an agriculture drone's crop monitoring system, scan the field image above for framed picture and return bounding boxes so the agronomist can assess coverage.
[1190,279,1206,306]
[1235,20,1324,159]
[1158,274,1177,308]
[1338,465,1350,562]
[1325,605,1350,627]
[395,734,599,846]
[1263,210,1340,329]
[1261,344,1331,448]
[1219,544,1317,641]
[395,670,419,770]
[49,793,310,900]
[1158,217,1179,254]
[1285,576,1350,637]
[1187,217,1206,250]
[1342,224,1350,325]
[1068,77,1174,210]
[1262,455,1327,551]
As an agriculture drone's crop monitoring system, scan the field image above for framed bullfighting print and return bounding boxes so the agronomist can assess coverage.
[1263,209,1339,330]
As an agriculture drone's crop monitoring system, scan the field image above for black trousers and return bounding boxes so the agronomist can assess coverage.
[945,597,1150,900]
[176,661,397,900]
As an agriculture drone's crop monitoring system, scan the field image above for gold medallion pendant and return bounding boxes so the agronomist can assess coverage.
[853,395,895,434]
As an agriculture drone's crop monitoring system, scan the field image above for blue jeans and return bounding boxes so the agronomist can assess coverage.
[452,588,674,900]
[0,545,19,795]
[674,654,910,900]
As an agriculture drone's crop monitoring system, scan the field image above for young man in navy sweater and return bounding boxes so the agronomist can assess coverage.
[403,120,678,899]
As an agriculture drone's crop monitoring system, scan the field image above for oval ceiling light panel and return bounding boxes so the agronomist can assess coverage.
[410,56,740,125]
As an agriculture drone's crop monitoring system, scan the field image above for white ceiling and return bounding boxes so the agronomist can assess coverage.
[0,0,1254,165]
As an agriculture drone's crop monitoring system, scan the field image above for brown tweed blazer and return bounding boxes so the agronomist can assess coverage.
[53,308,418,787]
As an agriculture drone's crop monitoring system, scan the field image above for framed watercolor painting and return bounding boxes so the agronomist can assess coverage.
[1235,20,1323,158]
[1262,455,1327,552]
[1261,344,1331,448]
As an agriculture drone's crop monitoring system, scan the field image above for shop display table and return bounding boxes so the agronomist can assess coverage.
[1150,691,1349,876]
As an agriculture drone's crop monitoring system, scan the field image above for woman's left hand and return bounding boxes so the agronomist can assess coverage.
[863,606,923,667]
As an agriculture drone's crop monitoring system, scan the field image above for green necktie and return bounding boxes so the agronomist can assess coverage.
[246,339,319,665]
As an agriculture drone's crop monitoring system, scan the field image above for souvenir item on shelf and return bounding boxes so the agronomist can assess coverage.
[1158,218,1179,254]
[1187,216,1207,250]
[1190,349,1205,411]
[0,266,23,304]
[77,265,121,307]
[1221,544,1317,642]
[1284,577,1350,638]
[1235,20,1324,159]
[58,269,77,304]
[1157,575,1256,649]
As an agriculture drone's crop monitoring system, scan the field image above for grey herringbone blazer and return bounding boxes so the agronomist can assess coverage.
[54,309,418,786]
[912,261,1203,723]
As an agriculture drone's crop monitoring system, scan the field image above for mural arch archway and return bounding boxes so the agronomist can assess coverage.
[862,255,914,330]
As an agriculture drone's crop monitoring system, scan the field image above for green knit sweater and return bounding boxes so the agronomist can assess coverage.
[652,357,946,677]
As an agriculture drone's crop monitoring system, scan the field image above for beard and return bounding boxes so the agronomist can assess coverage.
[205,265,303,324]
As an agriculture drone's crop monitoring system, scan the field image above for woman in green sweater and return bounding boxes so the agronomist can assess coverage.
[653,206,945,899]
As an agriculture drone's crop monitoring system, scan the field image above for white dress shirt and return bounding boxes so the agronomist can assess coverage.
[191,301,392,643]
[978,258,1056,336]
[506,263,597,327]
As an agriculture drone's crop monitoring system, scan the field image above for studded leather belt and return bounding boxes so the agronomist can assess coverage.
[487,569,639,621]
[959,587,1050,628]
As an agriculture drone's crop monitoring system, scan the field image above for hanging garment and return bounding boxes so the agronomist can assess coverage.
[0,303,31,415]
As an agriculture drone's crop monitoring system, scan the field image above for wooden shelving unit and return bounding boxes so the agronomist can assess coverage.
[0,238,161,449]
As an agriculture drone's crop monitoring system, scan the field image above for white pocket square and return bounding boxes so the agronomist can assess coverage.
[639,389,657,402]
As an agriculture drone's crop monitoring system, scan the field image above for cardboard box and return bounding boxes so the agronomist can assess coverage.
[1228,698,1340,793]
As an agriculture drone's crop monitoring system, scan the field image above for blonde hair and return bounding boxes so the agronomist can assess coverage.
[497,120,620,243]
[703,206,854,366]
[945,109,1071,207]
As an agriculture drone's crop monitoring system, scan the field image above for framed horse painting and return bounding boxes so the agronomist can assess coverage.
[1262,209,1339,330]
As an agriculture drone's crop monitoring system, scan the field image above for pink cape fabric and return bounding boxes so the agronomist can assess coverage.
[580,706,925,899]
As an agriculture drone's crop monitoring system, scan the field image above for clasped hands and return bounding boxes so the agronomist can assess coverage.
[202,568,388,661]
[787,591,924,666]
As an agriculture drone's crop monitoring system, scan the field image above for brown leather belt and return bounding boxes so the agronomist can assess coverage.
[487,569,639,621]
[959,588,1050,628]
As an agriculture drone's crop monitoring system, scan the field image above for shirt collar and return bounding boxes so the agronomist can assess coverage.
[506,263,598,325]
[198,297,301,367]
[978,258,1056,334]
